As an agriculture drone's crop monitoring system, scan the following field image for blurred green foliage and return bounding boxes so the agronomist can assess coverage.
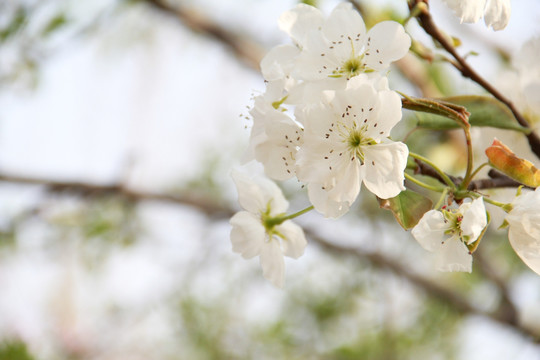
[0,340,35,360]
[300,0,318,7]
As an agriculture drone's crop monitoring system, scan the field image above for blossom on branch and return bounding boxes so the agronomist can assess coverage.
[506,187,540,275]
[295,78,408,218]
[279,3,411,82]
[441,0,511,31]
[230,171,307,287]
[248,82,304,181]
[411,198,488,272]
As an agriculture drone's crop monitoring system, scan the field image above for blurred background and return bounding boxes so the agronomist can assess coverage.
[1,0,540,359]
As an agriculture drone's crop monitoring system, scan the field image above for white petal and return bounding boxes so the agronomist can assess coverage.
[443,0,486,23]
[508,221,540,276]
[515,37,540,75]
[346,73,390,91]
[278,221,307,259]
[323,2,366,55]
[411,210,449,252]
[327,160,362,206]
[484,0,511,30]
[260,240,285,288]
[364,89,403,140]
[287,78,345,105]
[254,116,303,181]
[460,197,487,243]
[434,237,473,273]
[506,188,540,275]
[255,142,297,180]
[307,183,351,219]
[230,211,265,259]
[293,33,342,80]
[278,4,323,46]
[231,170,289,214]
[363,21,411,71]
[362,141,408,199]
[261,44,300,81]
[523,82,540,116]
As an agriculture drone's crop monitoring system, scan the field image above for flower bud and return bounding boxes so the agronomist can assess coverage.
[485,138,540,187]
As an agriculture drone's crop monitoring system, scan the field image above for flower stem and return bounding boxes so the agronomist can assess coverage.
[434,187,449,210]
[459,127,474,190]
[281,205,315,221]
[409,152,456,188]
[482,197,512,212]
[405,172,445,192]
[468,162,490,183]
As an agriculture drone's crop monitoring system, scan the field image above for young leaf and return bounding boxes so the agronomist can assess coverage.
[485,138,540,187]
[414,95,530,133]
[378,190,433,230]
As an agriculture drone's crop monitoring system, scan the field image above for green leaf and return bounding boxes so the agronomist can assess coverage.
[402,94,470,128]
[378,190,433,230]
[415,95,530,133]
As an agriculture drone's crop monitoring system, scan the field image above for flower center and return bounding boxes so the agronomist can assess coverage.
[260,202,286,242]
[442,208,469,243]
[342,57,363,77]
[346,128,376,164]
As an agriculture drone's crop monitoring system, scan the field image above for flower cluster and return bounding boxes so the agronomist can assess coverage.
[230,2,540,286]
[231,3,411,286]
[251,3,411,218]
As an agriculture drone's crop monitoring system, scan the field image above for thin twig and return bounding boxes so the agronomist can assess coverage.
[143,0,265,71]
[409,0,540,159]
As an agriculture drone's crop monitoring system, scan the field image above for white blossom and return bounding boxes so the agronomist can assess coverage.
[229,170,307,287]
[441,0,511,31]
[513,37,540,120]
[295,80,408,218]
[278,3,410,82]
[411,198,488,272]
[506,187,540,275]
[247,81,304,181]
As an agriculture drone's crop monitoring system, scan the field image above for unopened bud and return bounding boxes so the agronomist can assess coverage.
[485,138,540,187]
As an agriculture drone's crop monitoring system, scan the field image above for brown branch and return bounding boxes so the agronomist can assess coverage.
[143,0,265,71]
[0,173,231,218]
[467,169,534,191]
[0,171,538,340]
[413,158,460,186]
[409,0,540,159]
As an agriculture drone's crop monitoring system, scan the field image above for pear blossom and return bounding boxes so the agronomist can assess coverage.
[512,36,540,120]
[247,81,304,181]
[229,170,307,287]
[441,0,511,31]
[411,198,488,272]
[295,80,408,218]
[506,187,540,275]
[277,3,410,82]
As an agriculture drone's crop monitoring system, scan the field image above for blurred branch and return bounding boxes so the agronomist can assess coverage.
[310,232,538,342]
[408,0,540,160]
[473,248,518,326]
[0,173,230,218]
[0,171,538,341]
[143,0,265,71]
